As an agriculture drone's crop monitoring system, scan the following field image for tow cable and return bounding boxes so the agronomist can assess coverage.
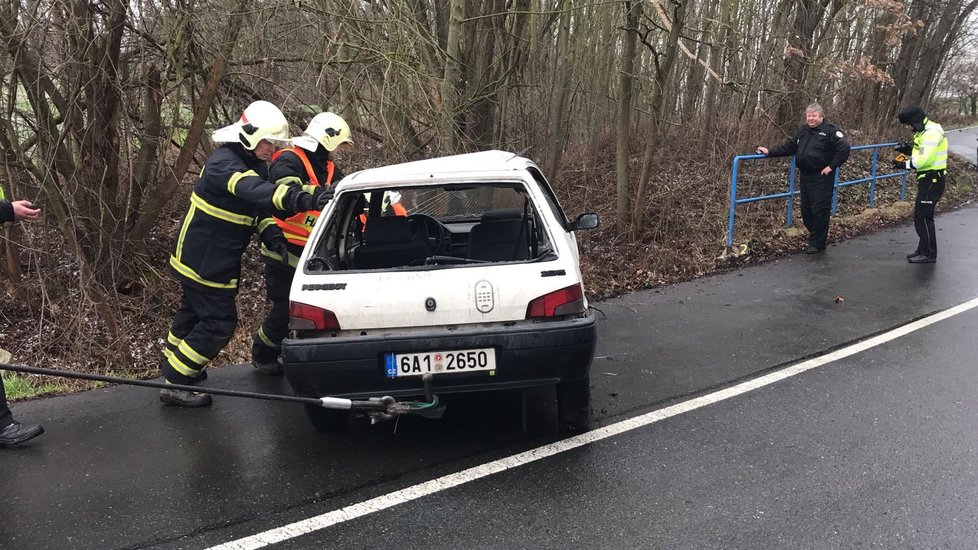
[0,363,446,423]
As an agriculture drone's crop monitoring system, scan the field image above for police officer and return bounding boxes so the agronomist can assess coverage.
[0,195,43,446]
[893,105,947,264]
[757,103,851,254]
[160,101,329,407]
[251,113,353,375]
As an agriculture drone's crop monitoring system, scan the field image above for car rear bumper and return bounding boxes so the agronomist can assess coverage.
[282,313,597,399]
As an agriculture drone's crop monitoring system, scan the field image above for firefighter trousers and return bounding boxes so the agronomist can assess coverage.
[251,263,294,366]
[799,174,835,250]
[161,284,238,385]
[913,170,946,258]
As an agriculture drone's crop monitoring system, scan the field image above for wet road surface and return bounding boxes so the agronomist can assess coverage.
[3,141,978,548]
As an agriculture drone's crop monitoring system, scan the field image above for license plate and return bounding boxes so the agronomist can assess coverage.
[385,348,496,378]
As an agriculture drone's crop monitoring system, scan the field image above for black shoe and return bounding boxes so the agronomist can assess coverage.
[804,245,821,254]
[252,360,284,376]
[0,421,44,447]
[160,386,213,407]
[906,251,922,259]
[907,254,936,264]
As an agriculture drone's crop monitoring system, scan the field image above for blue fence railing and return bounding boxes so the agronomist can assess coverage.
[726,142,910,249]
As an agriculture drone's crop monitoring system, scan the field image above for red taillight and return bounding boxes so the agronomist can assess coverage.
[526,284,585,318]
[289,301,341,331]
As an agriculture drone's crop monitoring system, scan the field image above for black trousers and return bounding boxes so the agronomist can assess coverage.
[913,170,946,258]
[161,284,238,385]
[252,263,294,365]
[799,173,835,249]
[0,381,12,429]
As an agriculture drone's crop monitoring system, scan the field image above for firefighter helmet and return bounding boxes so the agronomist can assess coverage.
[212,101,290,150]
[303,112,353,152]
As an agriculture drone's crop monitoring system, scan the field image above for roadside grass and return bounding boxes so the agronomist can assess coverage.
[2,372,74,400]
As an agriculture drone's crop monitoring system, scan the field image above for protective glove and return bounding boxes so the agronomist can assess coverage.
[891,159,909,170]
[313,185,335,210]
[286,189,317,214]
[266,238,291,268]
[894,142,913,155]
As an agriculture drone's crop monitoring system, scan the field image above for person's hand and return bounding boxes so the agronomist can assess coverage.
[12,200,40,221]
[287,189,317,214]
[895,142,912,155]
[314,186,335,210]
[892,159,908,170]
[820,166,833,176]
[756,146,769,155]
[267,238,291,268]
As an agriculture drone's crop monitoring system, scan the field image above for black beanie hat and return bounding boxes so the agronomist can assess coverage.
[898,105,926,125]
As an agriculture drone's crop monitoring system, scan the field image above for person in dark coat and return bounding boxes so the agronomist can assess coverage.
[159,101,328,407]
[0,196,44,447]
[757,103,851,254]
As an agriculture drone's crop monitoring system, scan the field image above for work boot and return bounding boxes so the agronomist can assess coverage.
[252,358,284,376]
[907,254,936,264]
[160,384,212,407]
[804,245,821,254]
[0,421,44,447]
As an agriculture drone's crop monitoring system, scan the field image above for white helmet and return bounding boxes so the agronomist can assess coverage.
[299,112,353,152]
[212,100,290,150]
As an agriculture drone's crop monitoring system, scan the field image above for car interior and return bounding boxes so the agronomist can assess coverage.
[303,183,559,272]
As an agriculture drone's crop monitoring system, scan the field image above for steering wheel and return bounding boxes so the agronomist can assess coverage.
[407,214,446,254]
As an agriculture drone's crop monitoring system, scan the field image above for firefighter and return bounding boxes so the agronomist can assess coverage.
[893,105,947,264]
[160,101,328,407]
[251,112,353,375]
[0,195,43,446]
[757,103,851,254]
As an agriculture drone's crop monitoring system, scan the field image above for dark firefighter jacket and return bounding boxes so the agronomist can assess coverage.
[767,121,851,176]
[169,144,292,294]
[259,145,344,268]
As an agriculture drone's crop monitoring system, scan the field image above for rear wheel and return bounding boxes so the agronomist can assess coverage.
[556,375,591,434]
[304,404,350,432]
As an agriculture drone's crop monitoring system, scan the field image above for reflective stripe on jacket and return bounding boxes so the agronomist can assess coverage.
[912,119,947,172]
[168,144,288,293]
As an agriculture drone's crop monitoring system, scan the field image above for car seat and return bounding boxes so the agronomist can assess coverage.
[467,208,530,261]
[352,216,430,269]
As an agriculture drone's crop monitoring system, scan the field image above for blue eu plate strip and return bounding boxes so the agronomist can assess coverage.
[385,354,397,378]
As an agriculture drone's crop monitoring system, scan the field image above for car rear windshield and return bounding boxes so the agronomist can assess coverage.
[304,182,557,272]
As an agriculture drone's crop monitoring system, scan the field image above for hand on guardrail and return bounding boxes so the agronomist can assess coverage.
[755,146,768,155]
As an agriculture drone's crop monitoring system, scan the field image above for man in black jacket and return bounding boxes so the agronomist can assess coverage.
[251,112,352,375]
[757,103,851,254]
[0,196,44,446]
[160,101,329,407]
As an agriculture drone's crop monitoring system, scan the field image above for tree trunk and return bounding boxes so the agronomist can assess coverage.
[616,0,640,233]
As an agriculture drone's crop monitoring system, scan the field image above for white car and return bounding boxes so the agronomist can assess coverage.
[283,150,599,433]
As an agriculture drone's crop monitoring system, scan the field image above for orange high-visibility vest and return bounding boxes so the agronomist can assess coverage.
[272,147,334,246]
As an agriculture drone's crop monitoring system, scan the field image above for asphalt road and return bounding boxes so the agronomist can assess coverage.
[2,133,978,549]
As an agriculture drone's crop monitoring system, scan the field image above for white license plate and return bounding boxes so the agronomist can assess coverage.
[385,348,496,378]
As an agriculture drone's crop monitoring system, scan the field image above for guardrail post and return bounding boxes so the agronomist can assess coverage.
[727,157,740,249]
[831,167,841,216]
[868,147,879,207]
[785,157,797,227]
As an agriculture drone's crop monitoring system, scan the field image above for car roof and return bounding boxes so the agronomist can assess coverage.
[341,150,536,188]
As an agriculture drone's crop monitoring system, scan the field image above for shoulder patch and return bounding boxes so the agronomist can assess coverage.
[836,131,844,138]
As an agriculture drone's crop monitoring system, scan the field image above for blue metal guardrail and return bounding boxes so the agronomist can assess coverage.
[726,142,910,249]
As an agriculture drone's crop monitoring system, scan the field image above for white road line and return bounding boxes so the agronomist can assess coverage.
[210,296,978,550]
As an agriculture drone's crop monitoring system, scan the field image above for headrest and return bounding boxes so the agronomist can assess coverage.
[363,216,412,245]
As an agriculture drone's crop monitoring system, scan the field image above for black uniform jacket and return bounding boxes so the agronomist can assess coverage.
[260,146,345,264]
[269,146,344,192]
[169,144,289,294]
[0,201,13,224]
[768,121,851,175]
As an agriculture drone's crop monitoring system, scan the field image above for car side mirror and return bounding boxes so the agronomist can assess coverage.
[570,212,599,231]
